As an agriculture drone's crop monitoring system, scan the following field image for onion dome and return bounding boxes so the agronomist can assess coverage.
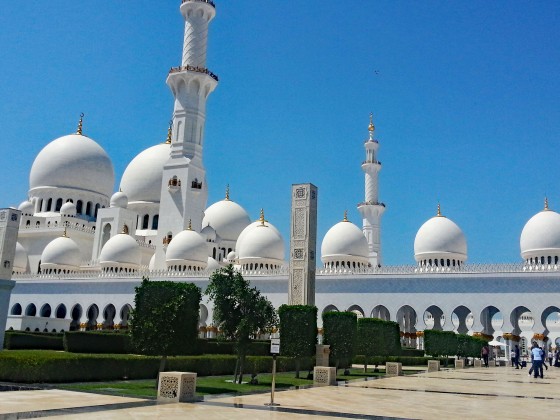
[40,231,81,273]
[166,222,208,271]
[99,231,141,271]
[207,256,221,272]
[202,186,251,242]
[149,254,156,270]
[60,201,77,216]
[110,190,129,208]
[120,133,171,204]
[226,250,237,263]
[29,115,114,199]
[13,242,28,273]
[520,198,560,265]
[201,224,218,242]
[236,209,284,269]
[18,201,34,216]
[321,211,369,269]
[414,204,467,268]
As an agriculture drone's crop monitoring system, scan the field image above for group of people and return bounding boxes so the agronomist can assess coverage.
[509,343,560,378]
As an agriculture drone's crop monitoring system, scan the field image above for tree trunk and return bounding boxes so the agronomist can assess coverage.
[233,356,240,384]
[295,358,301,378]
[156,355,167,390]
[238,354,246,384]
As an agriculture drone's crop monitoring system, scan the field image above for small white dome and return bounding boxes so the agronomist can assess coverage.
[414,212,467,265]
[201,224,217,242]
[226,250,237,262]
[60,201,77,216]
[99,233,141,270]
[149,254,156,270]
[30,133,114,198]
[202,199,251,242]
[207,256,221,272]
[41,235,81,271]
[13,242,28,273]
[236,218,284,266]
[520,205,560,261]
[120,143,170,204]
[110,191,129,208]
[18,201,34,215]
[321,219,369,267]
[166,229,208,270]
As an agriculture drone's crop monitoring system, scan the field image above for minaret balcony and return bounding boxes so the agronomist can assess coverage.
[357,201,385,208]
[361,161,381,170]
[182,0,215,8]
[169,65,219,82]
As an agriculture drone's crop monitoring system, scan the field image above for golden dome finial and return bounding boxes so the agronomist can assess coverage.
[437,203,442,217]
[343,210,348,222]
[544,196,549,211]
[368,112,375,132]
[121,224,129,234]
[188,219,192,230]
[165,120,172,144]
[258,208,266,226]
[62,227,68,238]
[225,184,230,201]
[76,113,84,135]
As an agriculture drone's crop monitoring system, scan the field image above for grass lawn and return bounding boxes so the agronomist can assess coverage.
[57,368,405,399]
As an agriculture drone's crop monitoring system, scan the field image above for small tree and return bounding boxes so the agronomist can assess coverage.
[322,311,357,372]
[278,305,317,378]
[356,318,400,372]
[206,265,277,383]
[130,277,201,380]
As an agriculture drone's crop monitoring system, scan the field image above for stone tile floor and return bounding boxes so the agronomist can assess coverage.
[1,366,558,419]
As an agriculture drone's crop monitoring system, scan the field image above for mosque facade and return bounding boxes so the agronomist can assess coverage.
[3,0,560,355]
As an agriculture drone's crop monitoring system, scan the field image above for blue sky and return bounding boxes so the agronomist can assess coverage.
[1,1,559,265]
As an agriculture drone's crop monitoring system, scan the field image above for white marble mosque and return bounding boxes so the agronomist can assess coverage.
[2,0,560,355]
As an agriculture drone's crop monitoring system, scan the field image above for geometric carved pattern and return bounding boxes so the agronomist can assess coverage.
[428,360,440,372]
[293,208,306,238]
[158,372,197,402]
[313,366,337,386]
[293,248,304,260]
[385,362,402,376]
[454,359,465,369]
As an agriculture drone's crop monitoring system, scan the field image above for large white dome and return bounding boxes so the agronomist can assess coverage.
[321,218,369,267]
[41,235,81,272]
[202,198,251,242]
[120,143,171,204]
[99,233,141,270]
[414,210,467,266]
[18,201,33,216]
[30,134,114,198]
[166,229,208,270]
[520,204,560,262]
[236,217,284,267]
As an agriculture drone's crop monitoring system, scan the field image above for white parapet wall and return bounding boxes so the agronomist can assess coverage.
[0,279,16,350]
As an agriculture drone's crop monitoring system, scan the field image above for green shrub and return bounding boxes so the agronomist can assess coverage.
[0,350,316,383]
[197,340,270,356]
[323,311,357,369]
[64,331,133,354]
[352,355,454,366]
[4,332,64,351]
[278,305,318,377]
[400,348,424,357]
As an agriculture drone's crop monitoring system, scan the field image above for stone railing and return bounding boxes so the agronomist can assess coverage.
[22,221,95,234]
[182,0,215,8]
[169,65,219,82]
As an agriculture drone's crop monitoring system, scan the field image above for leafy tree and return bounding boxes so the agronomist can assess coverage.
[130,278,202,380]
[356,318,400,372]
[278,305,317,378]
[322,311,357,372]
[206,265,278,383]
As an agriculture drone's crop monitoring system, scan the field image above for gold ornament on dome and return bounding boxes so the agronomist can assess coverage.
[368,112,375,132]
[225,184,230,201]
[76,113,84,135]
[165,121,172,144]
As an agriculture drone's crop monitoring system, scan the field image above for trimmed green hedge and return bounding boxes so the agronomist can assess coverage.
[352,355,454,366]
[4,332,64,351]
[0,351,314,383]
[64,332,132,354]
[400,348,424,358]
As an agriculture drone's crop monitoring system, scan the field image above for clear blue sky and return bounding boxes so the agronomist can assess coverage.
[1,1,559,265]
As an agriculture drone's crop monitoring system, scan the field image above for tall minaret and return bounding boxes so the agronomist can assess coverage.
[154,0,218,269]
[357,113,386,266]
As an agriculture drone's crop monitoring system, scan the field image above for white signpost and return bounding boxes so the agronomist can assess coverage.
[266,338,280,407]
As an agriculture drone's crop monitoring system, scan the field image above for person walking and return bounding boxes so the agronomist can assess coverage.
[540,347,548,372]
[481,345,489,368]
[531,342,543,378]
[548,349,553,366]
[514,344,521,369]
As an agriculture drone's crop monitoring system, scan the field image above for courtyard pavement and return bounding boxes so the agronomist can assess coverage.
[1,365,559,419]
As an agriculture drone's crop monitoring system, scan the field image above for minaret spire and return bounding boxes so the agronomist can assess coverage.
[153,0,218,270]
[357,112,386,266]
